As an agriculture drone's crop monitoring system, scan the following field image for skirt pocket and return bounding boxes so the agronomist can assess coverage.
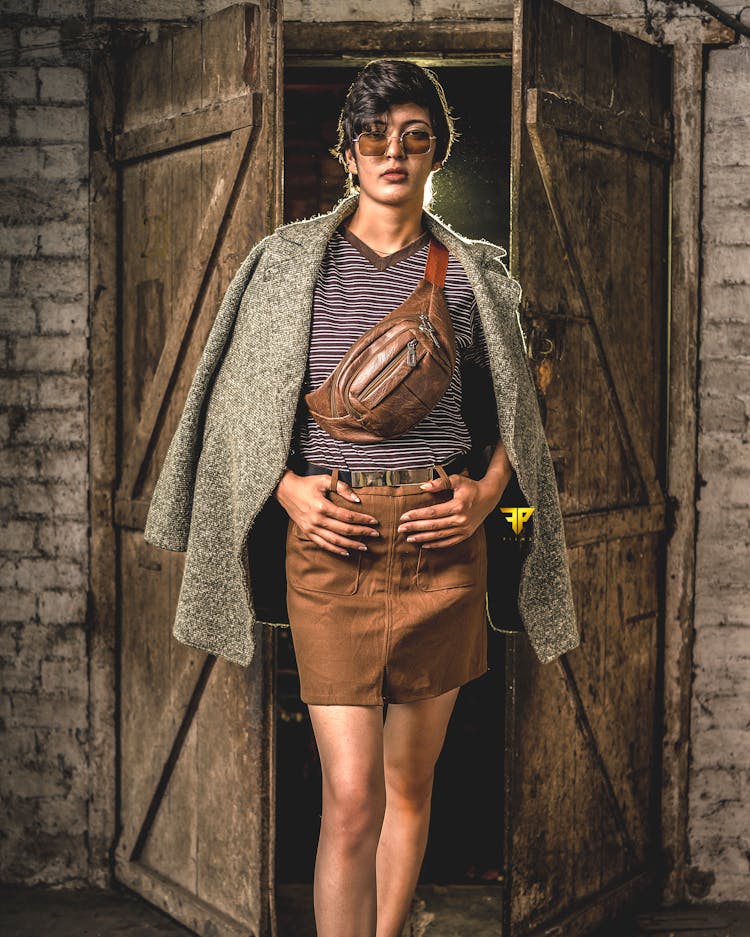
[416,523,485,592]
[287,518,362,595]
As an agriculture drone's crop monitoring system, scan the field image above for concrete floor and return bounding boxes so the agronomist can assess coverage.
[1,884,749,937]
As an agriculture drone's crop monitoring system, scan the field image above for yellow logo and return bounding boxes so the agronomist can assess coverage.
[500,506,535,535]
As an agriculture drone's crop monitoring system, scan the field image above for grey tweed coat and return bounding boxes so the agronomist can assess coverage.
[143,193,580,667]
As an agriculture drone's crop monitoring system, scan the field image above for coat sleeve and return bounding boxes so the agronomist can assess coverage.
[500,268,581,663]
[143,237,269,552]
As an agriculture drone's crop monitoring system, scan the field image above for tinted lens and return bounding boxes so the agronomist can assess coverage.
[355,130,433,156]
[403,130,432,154]
[357,132,387,156]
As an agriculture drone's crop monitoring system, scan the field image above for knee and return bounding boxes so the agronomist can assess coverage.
[323,780,386,844]
[384,762,435,808]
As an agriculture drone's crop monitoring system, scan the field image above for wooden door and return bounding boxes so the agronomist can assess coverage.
[111,5,282,935]
[505,0,672,934]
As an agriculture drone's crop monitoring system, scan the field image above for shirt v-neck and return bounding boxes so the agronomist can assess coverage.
[338,222,431,272]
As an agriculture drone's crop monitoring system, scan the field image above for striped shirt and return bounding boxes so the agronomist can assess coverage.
[291,223,492,470]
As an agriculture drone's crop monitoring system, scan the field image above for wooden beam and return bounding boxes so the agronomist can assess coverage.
[528,87,673,161]
[114,93,258,163]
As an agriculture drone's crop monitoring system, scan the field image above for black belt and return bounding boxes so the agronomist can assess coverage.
[288,452,470,488]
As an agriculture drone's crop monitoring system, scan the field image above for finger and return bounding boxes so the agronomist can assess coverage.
[399,503,461,526]
[402,515,461,536]
[316,497,379,531]
[418,473,455,492]
[317,512,381,539]
[418,533,470,548]
[308,529,370,555]
[330,479,362,504]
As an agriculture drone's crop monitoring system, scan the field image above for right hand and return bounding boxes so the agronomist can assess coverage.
[273,469,380,556]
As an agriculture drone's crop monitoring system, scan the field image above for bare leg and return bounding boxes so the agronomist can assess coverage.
[375,686,460,937]
[307,703,387,937]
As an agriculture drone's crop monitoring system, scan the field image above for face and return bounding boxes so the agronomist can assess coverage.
[344,102,443,207]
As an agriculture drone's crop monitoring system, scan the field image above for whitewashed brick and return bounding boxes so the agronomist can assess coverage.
[37,0,87,17]
[38,520,87,558]
[37,299,87,335]
[0,67,37,102]
[35,791,87,836]
[15,480,86,517]
[37,374,87,407]
[18,28,63,64]
[38,67,86,104]
[703,206,750,247]
[0,296,35,331]
[696,472,750,509]
[704,127,750,168]
[16,258,87,298]
[38,222,88,258]
[0,444,34,479]
[694,583,750,626]
[41,656,87,694]
[0,588,36,622]
[36,447,87,480]
[302,0,411,20]
[37,589,86,624]
[701,320,750,357]
[692,729,750,768]
[0,0,35,13]
[0,558,86,592]
[39,143,86,180]
[1,519,36,552]
[15,105,87,143]
[93,0,203,16]
[0,258,11,290]
[0,147,42,179]
[0,105,11,138]
[11,409,86,447]
[699,395,747,433]
[0,375,38,408]
[13,334,86,372]
[0,224,38,257]
[19,622,85,657]
[0,28,15,56]
[414,0,512,18]
[698,435,750,474]
[700,359,750,398]
[702,245,750,287]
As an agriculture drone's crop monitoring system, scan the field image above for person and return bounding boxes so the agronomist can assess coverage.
[272,59,514,937]
[145,52,579,937]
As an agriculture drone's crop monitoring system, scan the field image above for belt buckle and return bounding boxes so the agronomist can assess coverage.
[350,469,384,487]
[350,467,434,487]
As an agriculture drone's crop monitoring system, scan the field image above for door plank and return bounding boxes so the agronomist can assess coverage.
[508,0,672,933]
[114,5,281,935]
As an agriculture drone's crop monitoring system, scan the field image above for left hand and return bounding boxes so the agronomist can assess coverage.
[397,472,505,549]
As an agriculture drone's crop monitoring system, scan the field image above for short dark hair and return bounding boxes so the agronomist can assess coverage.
[331,59,459,194]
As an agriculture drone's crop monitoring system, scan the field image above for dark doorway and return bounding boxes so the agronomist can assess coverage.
[275,63,513,890]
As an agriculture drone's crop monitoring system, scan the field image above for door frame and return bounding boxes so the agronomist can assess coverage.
[281,14,730,912]
[87,6,736,917]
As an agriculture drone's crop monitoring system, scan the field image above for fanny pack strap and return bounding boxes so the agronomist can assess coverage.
[424,238,449,287]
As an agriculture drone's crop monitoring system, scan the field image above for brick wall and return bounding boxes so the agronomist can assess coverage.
[687,38,750,904]
[0,9,91,884]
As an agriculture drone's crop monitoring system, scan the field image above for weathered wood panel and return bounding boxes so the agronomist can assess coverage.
[111,5,282,936]
[506,0,672,933]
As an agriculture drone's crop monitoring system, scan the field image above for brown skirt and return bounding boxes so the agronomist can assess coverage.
[285,467,489,706]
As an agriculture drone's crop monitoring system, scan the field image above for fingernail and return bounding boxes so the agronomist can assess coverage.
[352,495,361,502]
[419,483,430,489]
[358,544,367,551]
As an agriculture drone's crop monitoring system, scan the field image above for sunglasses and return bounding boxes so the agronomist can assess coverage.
[352,129,437,157]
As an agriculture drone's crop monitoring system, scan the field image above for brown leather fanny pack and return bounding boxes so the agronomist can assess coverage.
[303,237,457,442]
